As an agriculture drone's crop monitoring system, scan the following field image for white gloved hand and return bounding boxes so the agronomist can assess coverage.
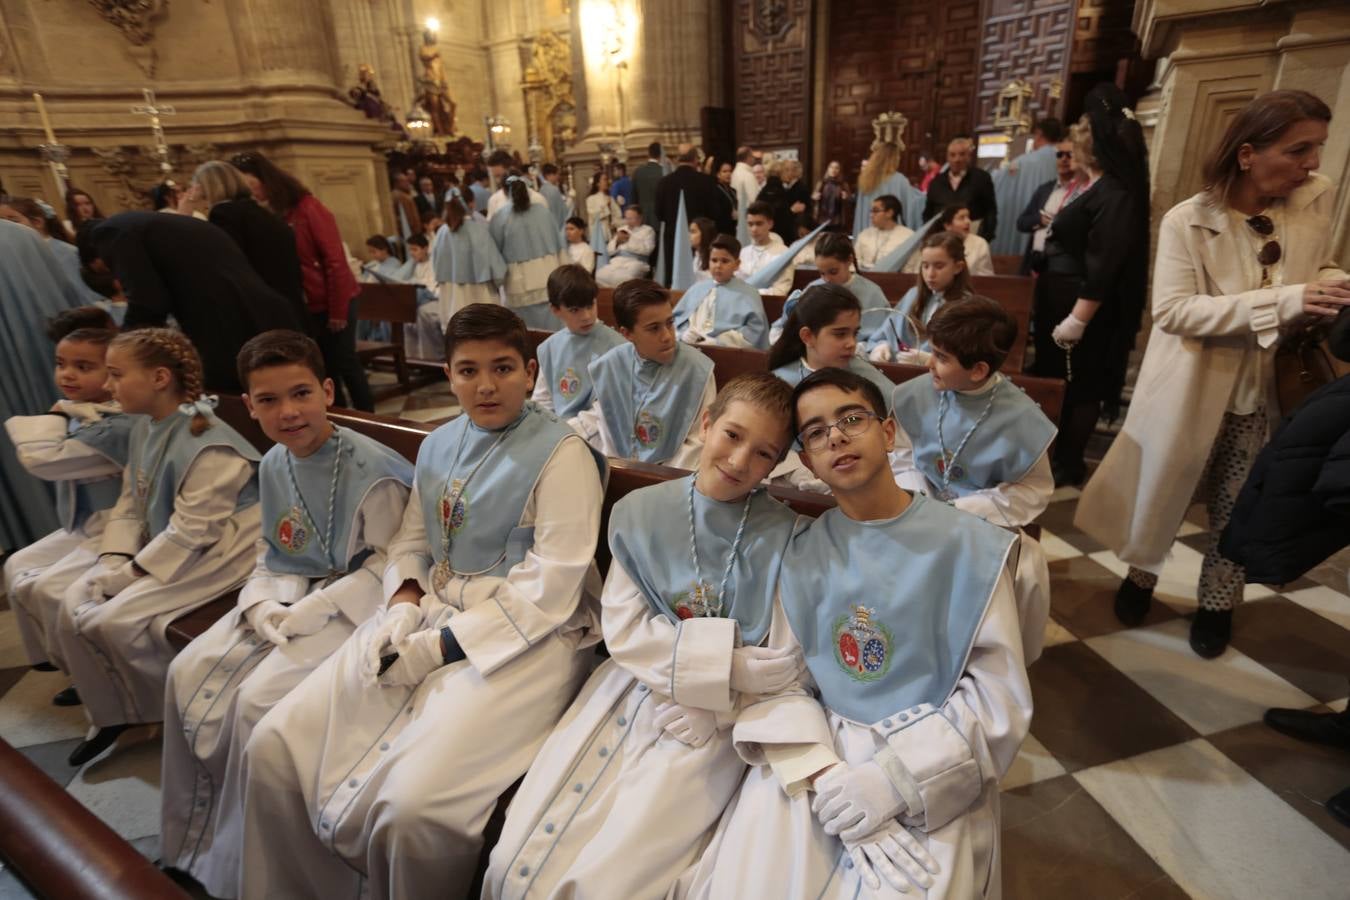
[652,700,718,747]
[278,586,341,639]
[378,627,447,687]
[895,348,930,366]
[1051,313,1089,345]
[51,399,107,424]
[245,600,290,646]
[361,602,424,683]
[868,343,894,363]
[729,644,803,695]
[842,820,940,893]
[812,758,908,841]
[680,327,706,345]
[81,562,115,603]
[90,561,140,601]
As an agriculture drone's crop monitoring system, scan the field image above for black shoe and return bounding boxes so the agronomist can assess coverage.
[1052,461,1086,488]
[1113,579,1153,627]
[32,662,58,673]
[1189,608,1232,659]
[52,686,81,707]
[1328,786,1350,829]
[67,724,130,767]
[1263,707,1350,751]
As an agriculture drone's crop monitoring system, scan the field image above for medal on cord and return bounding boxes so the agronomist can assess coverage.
[284,427,345,587]
[431,423,515,592]
[683,476,753,618]
[134,415,185,545]
[934,382,1000,502]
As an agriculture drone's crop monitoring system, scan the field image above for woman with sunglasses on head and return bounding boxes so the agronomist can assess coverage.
[1076,89,1350,658]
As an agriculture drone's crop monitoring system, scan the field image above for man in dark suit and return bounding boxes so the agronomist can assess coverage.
[923,137,998,241]
[414,175,440,221]
[654,147,732,282]
[87,211,308,391]
[1015,137,1085,274]
[631,143,665,227]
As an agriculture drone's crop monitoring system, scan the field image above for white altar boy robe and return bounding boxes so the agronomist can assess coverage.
[160,429,410,898]
[595,224,656,287]
[485,478,799,899]
[54,431,261,729]
[3,408,128,667]
[239,434,603,900]
[683,499,1032,900]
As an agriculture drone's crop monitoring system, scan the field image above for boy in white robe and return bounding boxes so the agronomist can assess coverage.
[685,366,1033,899]
[239,304,606,900]
[738,201,794,296]
[530,265,624,417]
[672,234,770,349]
[159,331,413,898]
[569,279,715,470]
[55,329,263,767]
[595,205,656,287]
[4,308,131,683]
[854,195,915,271]
[888,297,1055,662]
[485,374,805,899]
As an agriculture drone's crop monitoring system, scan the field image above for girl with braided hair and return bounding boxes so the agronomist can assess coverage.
[54,328,264,767]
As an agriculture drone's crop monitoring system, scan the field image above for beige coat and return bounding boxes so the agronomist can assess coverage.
[1075,174,1346,568]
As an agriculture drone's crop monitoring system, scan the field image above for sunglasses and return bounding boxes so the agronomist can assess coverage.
[1245,215,1282,267]
[1055,151,1073,159]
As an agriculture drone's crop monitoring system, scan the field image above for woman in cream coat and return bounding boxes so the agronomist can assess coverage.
[1075,90,1350,658]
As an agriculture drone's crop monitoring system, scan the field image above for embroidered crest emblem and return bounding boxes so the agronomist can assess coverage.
[275,507,311,553]
[668,581,718,621]
[439,479,468,536]
[832,605,893,682]
[933,452,965,484]
[635,410,662,449]
[559,367,582,399]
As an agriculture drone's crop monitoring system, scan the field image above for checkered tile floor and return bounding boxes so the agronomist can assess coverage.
[1,489,1347,899]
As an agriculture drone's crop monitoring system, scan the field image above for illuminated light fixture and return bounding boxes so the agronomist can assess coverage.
[425,16,440,33]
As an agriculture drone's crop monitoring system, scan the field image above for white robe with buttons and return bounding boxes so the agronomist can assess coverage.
[2,412,125,667]
[52,447,262,728]
[159,479,408,899]
[681,566,1031,900]
[484,554,796,899]
[239,438,603,900]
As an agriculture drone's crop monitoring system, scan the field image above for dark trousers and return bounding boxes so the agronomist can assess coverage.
[310,305,374,412]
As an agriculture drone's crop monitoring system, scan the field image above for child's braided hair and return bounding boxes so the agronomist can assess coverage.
[110,328,213,435]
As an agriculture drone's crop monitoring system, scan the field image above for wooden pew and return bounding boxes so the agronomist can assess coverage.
[354,283,418,398]
[0,738,190,899]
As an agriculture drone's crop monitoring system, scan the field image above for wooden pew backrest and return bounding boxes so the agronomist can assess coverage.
[356,283,419,324]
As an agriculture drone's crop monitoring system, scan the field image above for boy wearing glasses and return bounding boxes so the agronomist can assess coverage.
[686,367,1032,899]
[854,194,915,271]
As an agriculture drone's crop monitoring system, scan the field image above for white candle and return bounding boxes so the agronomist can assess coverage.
[33,92,57,144]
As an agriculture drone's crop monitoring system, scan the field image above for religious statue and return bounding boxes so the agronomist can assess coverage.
[349,64,405,135]
[419,31,457,137]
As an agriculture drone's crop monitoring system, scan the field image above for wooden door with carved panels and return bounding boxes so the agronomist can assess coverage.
[823,0,983,183]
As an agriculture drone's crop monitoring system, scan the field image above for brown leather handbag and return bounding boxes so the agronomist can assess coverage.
[1275,324,1335,416]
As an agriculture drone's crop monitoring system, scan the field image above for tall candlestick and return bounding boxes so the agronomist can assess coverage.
[34,92,57,144]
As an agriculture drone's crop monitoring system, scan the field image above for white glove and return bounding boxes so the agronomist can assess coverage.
[868,343,894,363]
[81,562,114,603]
[89,561,140,601]
[51,399,107,424]
[1051,313,1089,345]
[278,586,341,638]
[843,821,940,893]
[245,600,290,646]
[812,758,908,841]
[680,327,706,345]
[361,602,424,683]
[652,700,718,748]
[729,644,803,695]
[378,627,446,687]
[895,348,930,366]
